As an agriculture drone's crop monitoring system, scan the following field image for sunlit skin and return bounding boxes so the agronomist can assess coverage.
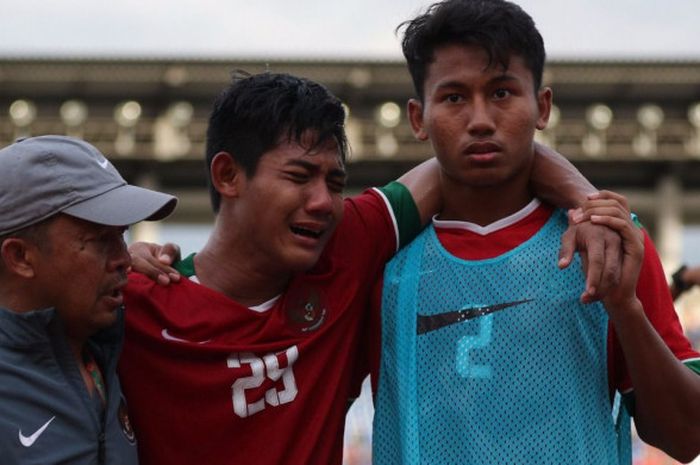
[30,215,130,353]
[409,43,552,226]
[195,136,347,306]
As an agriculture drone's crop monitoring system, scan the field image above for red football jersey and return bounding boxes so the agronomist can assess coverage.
[119,187,418,465]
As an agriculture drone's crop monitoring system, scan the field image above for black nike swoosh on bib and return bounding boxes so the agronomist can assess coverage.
[417,299,533,335]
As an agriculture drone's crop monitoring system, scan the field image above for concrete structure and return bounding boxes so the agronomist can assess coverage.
[1,57,699,269]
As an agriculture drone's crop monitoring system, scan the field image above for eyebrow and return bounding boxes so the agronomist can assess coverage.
[435,72,520,91]
[489,74,520,85]
[286,158,347,179]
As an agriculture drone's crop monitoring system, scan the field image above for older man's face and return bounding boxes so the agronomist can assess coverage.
[31,214,130,342]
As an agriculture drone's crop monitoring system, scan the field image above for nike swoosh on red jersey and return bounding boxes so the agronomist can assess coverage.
[417,299,533,335]
[161,329,210,345]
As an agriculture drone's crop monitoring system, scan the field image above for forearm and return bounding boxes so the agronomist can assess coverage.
[396,157,442,226]
[530,142,596,208]
[608,301,700,462]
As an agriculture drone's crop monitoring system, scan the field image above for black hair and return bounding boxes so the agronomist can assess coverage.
[398,0,546,100]
[205,71,348,212]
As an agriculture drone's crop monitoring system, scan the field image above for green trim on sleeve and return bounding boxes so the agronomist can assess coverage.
[377,181,423,250]
[685,359,700,376]
[630,212,643,229]
[173,253,197,278]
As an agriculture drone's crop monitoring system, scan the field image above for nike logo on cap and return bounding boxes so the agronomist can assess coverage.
[417,299,532,335]
[97,157,110,169]
[19,416,55,447]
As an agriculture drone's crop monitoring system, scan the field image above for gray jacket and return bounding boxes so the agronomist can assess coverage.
[0,306,138,465]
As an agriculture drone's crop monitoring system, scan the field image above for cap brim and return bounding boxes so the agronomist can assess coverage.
[62,185,177,226]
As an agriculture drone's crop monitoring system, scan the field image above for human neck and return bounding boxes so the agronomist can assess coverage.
[438,176,534,227]
[68,338,100,397]
[195,223,290,307]
[0,280,52,314]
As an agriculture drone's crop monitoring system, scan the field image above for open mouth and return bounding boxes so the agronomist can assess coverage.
[290,226,323,239]
[105,280,127,303]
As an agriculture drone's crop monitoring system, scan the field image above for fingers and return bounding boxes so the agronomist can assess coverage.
[587,190,630,212]
[573,191,631,224]
[590,215,644,256]
[563,190,638,304]
[558,222,576,269]
[128,241,181,285]
[580,226,606,302]
[593,228,622,301]
[569,222,622,303]
[157,243,181,266]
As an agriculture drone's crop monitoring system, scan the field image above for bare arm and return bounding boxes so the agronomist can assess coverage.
[530,141,623,301]
[397,147,621,301]
[396,157,442,226]
[590,192,700,463]
[530,142,596,209]
[613,300,700,462]
[529,144,622,301]
[399,144,595,225]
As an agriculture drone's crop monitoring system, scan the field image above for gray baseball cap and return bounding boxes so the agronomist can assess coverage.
[0,135,177,235]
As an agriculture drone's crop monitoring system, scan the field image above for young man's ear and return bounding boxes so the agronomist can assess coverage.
[0,238,37,279]
[408,99,429,141]
[536,87,553,130]
[210,152,245,199]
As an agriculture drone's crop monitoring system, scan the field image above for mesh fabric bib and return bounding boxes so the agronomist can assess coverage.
[374,209,631,465]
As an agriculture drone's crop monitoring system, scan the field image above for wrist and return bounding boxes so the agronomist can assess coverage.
[672,265,690,294]
[605,296,645,326]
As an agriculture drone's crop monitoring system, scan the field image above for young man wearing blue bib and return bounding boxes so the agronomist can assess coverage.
[373,1,700,463]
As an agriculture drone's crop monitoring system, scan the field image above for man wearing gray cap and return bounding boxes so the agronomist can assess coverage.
[0,135,176,465]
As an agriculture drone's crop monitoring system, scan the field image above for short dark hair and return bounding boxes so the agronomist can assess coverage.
[205,71,349,212]
[398,0,546,100]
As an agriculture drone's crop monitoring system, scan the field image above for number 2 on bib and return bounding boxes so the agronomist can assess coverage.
[456,315,493,378]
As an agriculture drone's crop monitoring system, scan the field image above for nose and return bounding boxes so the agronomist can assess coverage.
[107,235,131,273]
[305,181,334,216]
[466,97,496,137]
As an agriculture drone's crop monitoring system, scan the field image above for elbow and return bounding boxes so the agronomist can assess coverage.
[673,449,700,465]
[638,428,700,464]
[677,442,700,464]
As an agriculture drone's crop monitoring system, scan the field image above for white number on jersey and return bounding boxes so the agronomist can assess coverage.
[227,346,299,418]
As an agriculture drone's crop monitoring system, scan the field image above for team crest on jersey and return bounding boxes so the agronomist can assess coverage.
[118,395,136,444]
[285,286,327,333]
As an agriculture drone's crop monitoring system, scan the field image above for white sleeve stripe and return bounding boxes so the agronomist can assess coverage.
[372,187,400,253]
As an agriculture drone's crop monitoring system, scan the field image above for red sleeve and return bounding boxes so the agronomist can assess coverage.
[608,230,700,393]
[335,190,397,398]
[339,189,398,265]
